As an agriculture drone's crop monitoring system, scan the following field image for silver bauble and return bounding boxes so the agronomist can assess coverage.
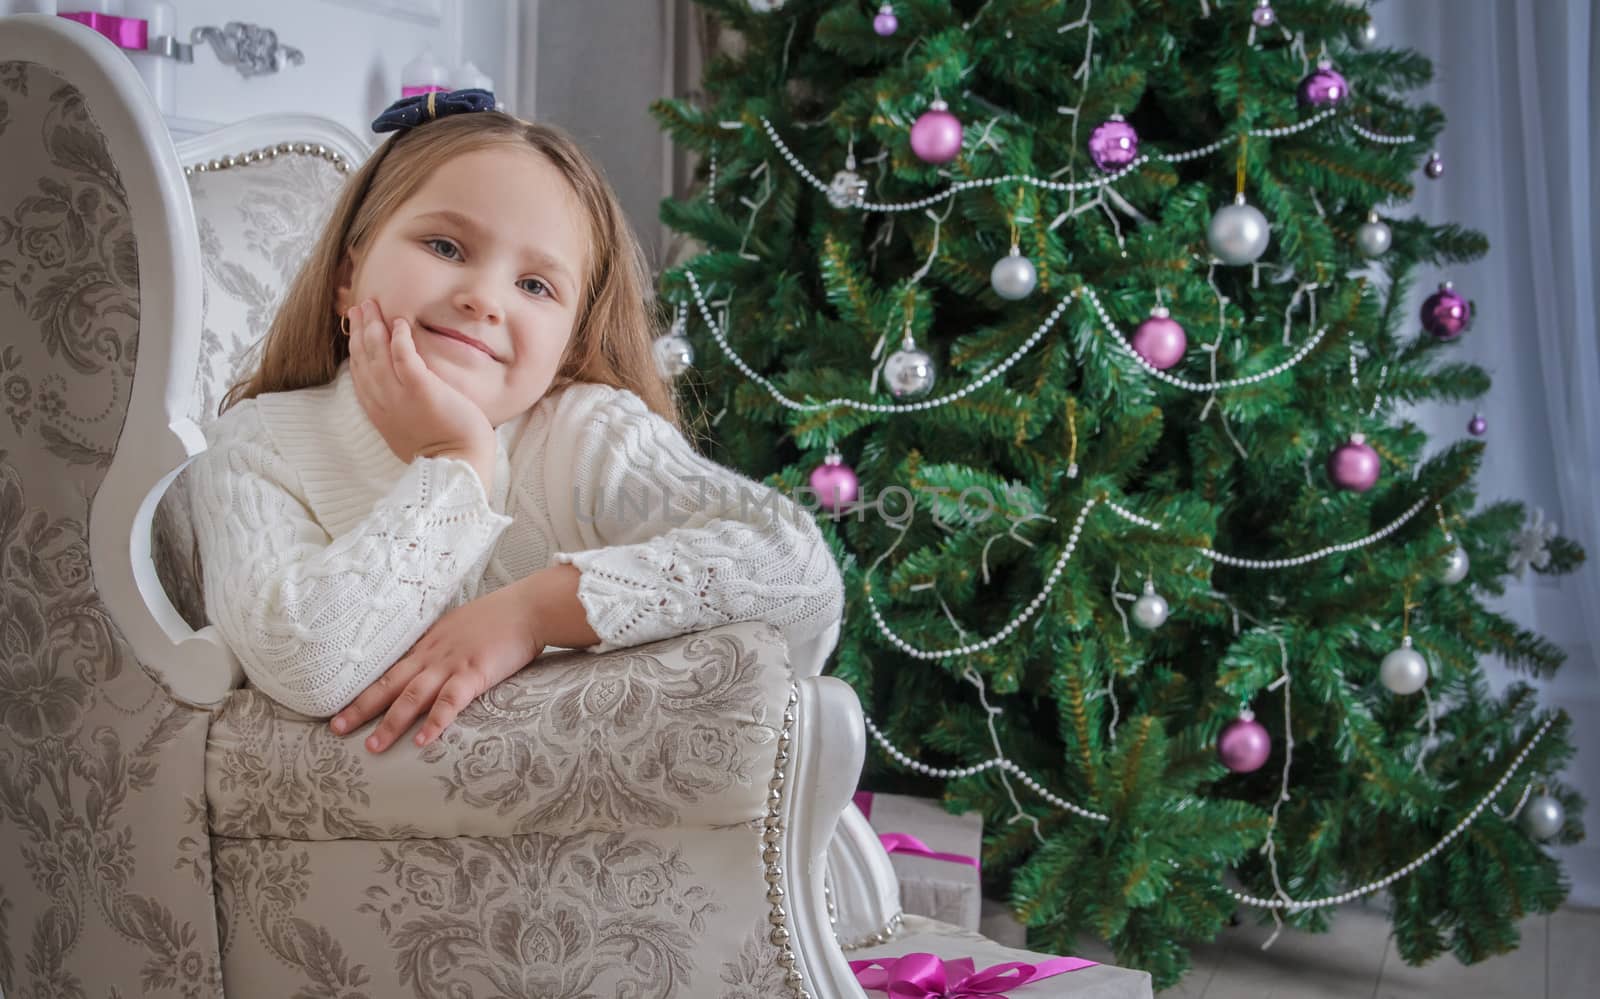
[827,168,868,209]
[1353,17,1379,49]
[1132,583,1169,630]
[1356,212,1392,258]
[989,250,1038,300]
[883,345,936,399]
[1207,195,1271,265]
[1439,545,1470,585]
[1521,794,1565,841]
[653,333,694,378]
[1380,637,1429,695]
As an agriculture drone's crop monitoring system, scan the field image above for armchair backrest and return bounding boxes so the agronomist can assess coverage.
[150,117,367,631]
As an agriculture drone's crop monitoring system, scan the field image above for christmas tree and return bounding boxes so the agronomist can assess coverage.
[651,0,1587,987]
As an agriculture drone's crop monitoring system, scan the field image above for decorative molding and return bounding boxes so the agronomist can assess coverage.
[319,0,446,28]
[190,21,305,78]
[174,111,371,171]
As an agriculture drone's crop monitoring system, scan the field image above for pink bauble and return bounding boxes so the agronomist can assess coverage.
[809,457,859,512]
[910,103,963,164]
[1297,65,1349,107]
[1218,714,1271,773]
[1087,117,1139,173]
[873,9,898,36]
[1328,435,1381,492]
[1421,282,1470,340]
[1131,313,1187,370]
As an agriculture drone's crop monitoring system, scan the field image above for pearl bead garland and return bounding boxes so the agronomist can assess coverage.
[687,269,1071,414]
[862,500,1100,659]
[1080,286,1331,392]
[862,491,1436,663]
[686,272,1331,415]
[1225,717,1555,910]
[755,109,1410,215]
[1180,496,1431,570]
[865,715,1111,823]
[865,711,1555,913]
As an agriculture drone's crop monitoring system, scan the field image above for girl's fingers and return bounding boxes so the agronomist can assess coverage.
[414,672,481,747]
[390,317,422,384]
[367,666,451,754]
[330,653,423,738]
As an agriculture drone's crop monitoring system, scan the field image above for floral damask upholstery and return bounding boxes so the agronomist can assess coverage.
[0,60,224,996]
[0,31,860,997]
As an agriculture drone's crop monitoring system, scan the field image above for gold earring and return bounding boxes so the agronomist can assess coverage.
[339,314,351,335]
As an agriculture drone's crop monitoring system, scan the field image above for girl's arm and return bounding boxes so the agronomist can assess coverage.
[547,389,845,654]
[187,404,512,717]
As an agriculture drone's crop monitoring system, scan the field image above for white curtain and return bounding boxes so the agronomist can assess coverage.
[1371,0,1599,904]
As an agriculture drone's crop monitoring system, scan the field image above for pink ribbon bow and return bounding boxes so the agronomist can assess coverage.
[850,953,1097,998]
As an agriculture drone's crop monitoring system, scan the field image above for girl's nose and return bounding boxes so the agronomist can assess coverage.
[453,281,502,323]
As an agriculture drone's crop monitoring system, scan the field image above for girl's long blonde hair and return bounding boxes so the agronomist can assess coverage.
[222,111,681,432]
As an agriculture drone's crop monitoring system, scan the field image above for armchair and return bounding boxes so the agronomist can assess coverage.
[0,12,1151,998]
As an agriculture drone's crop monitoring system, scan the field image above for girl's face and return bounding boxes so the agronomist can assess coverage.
[335,144,590,427]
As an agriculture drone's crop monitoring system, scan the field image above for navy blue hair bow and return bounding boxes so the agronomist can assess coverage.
[372,88,497,134]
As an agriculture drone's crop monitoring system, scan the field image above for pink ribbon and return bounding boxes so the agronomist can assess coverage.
[401,84,450,97]
[58,11,149,51]
[850,953,1097,998]
[879,832,981,870]
[855,793,982,871]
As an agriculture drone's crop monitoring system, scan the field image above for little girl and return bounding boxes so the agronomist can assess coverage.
[187,90,844,755]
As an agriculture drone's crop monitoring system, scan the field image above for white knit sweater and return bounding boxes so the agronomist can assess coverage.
[186,363,845,718]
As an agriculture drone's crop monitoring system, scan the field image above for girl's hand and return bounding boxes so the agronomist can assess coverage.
[345,299,496,484]
[328,579,546,752]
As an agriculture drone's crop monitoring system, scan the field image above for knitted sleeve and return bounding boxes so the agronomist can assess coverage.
[550,390,845,654]
[187,404,513,717]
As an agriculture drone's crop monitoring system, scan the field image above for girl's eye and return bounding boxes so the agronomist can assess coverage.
[518,277,551,298]
[425,237,461,259]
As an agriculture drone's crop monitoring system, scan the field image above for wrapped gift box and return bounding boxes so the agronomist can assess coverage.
[857,791,984,931]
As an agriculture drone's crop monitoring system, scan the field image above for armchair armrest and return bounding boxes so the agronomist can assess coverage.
[206,620,796,840]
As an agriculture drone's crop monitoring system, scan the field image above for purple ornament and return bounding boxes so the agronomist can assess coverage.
[1421,282,1470,340]
[1251,2,1276,28]
[1468,413,1487,436]
[1088,116,1139,173]
[1424,152,1445,179]
[809,454,859,512]
[873,4,898,36]
[1131,309,1187,370]
[1218,712,1271,774]
[1328,434,1381,492]
[910,101,963,164]
[1298,65,1349,107]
